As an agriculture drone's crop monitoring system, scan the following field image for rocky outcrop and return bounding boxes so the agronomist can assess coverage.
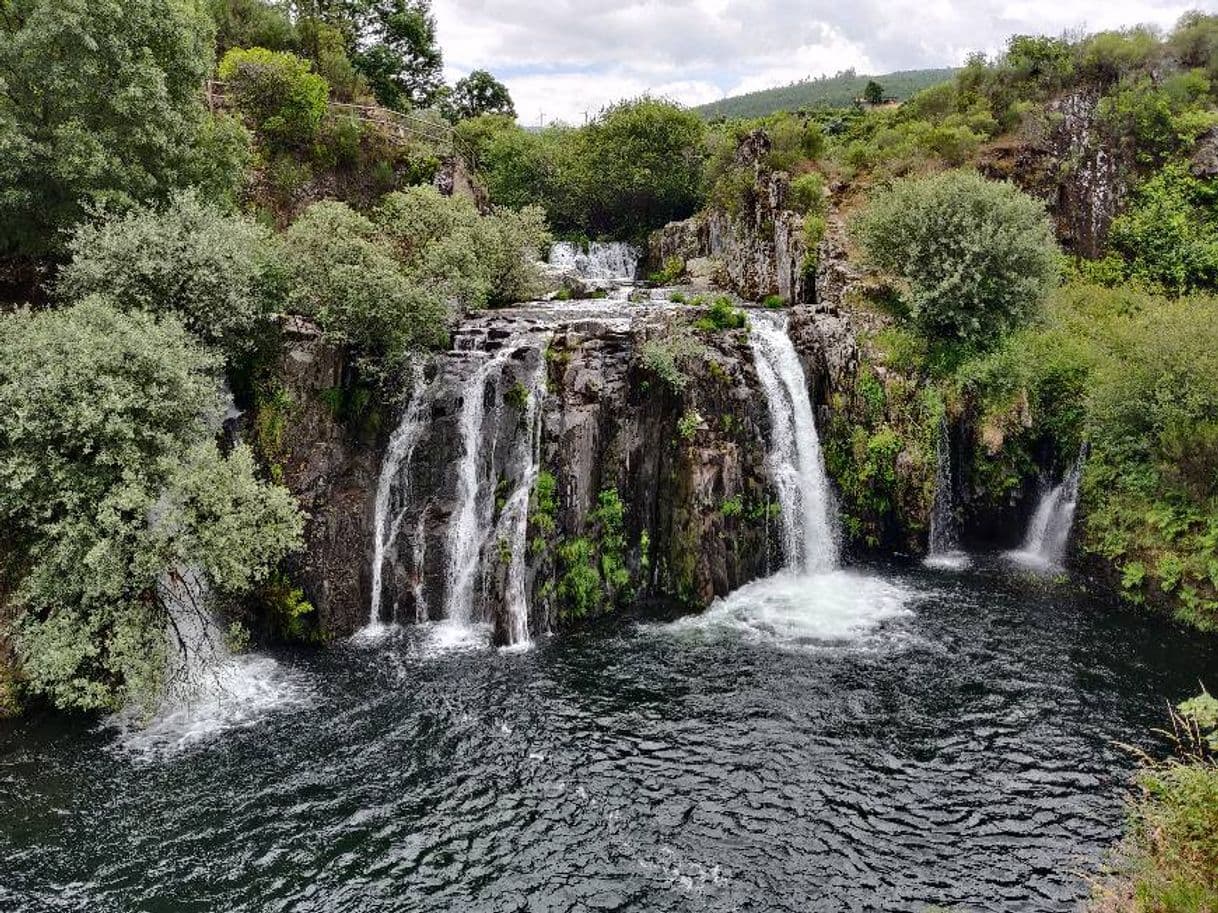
[364,303,777,642]
[980,87,1131,258]
[650,131,812,303]
[272,317,381,637]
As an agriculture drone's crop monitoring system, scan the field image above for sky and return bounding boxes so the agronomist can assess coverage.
[430,0,1206,125]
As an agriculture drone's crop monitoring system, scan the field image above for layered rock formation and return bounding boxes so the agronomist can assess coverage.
[649,131,812,304]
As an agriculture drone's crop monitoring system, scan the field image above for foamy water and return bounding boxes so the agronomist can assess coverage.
[648,571,915,647]
[109,655,307,757]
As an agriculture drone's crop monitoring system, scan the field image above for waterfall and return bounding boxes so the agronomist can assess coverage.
[925,417,969,569]
[1010,448,1086,569]
[443,335,548,633]
[490,349,549,646]
[548,241,640,281]
[747,311,839,572]
[367,362,430,629]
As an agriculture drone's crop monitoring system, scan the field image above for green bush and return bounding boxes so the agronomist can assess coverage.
[1093,695,1218,913]
[641,326,705,393]
[282,201,447,381]
[58,191,279,358]
[373,185,550,308]
[218,47,329,148]
[0,299,302,711]
[789,172,826,216]
[853,169,1059,347]
[696,296,747,331]
[1107,166,1218,295]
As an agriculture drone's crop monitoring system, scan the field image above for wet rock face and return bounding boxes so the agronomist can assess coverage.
[534,316,774,630]
[275,318,380,638]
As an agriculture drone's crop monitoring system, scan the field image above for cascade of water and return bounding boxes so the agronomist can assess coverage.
[367,362,430,629]
[1012,447,1086,568]
[747,311,839,572]
[113,566,302,753]
[548,241,640,281]
[443,337,540,627]
[927,416,962,562]
[490,342,550,646]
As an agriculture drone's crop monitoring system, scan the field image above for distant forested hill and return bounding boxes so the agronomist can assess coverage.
[695,68,958,119]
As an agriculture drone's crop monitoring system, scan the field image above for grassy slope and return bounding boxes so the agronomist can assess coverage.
[695,68,958,119]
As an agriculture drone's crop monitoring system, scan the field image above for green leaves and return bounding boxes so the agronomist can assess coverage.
[0,0,220,256]
[59,191,277,359]
[854,169,1060,349]
[0,300,302,710]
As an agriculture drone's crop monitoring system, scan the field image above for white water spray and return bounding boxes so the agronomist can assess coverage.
[113,567,303,755]
[548,241,640,282]
[747,311,839,572]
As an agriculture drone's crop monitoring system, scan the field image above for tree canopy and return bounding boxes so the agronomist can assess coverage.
[854,170,1059,346]
[0,0,225,258]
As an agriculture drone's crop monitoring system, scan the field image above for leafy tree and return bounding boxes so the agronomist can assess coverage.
[57,191,280,357]
[209,0,297,55]
[571,97,707,239]
[450,69,516,121]
[218,47,330,148]
[0,0,219,257]
[863,80,885,105]
[341,0,444,110]
[281,201,447,379]
[0,299,303,711]
[853,170,1059,346]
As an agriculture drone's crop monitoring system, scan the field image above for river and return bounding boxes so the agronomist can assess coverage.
[3,556,1215,912]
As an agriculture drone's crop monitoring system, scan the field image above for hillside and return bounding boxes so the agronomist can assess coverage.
[695,67,958,119]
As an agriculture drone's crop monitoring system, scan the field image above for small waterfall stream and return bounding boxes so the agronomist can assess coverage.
[926,417,969,569]
[547,241,640,282]
[747,312,839,572]
[444,338,534,630]
[488,347,550,645]
[368,363,430,628]
[1009,448,1086,570]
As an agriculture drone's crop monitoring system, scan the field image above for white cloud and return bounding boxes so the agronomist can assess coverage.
[432,0,1200,123]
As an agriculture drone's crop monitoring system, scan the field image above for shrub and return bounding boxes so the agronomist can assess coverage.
[853,169,1059,347]
[1107,165,1218,295]
[641,327,705,392]
[1077,27,1160,83]
[789,172,826,216]
[649,256,685,285]
[696,296,747,331]
[372,185,550,308]
[58,191,279,357]
[218,47,329,148]
[282,201,447,381]
[0,299,302,711]
[1092,696,1218,912]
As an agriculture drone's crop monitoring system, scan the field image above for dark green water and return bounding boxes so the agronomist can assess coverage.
[2,558,1216,912]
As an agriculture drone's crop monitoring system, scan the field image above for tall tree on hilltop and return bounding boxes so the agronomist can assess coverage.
[450,70,516,121]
